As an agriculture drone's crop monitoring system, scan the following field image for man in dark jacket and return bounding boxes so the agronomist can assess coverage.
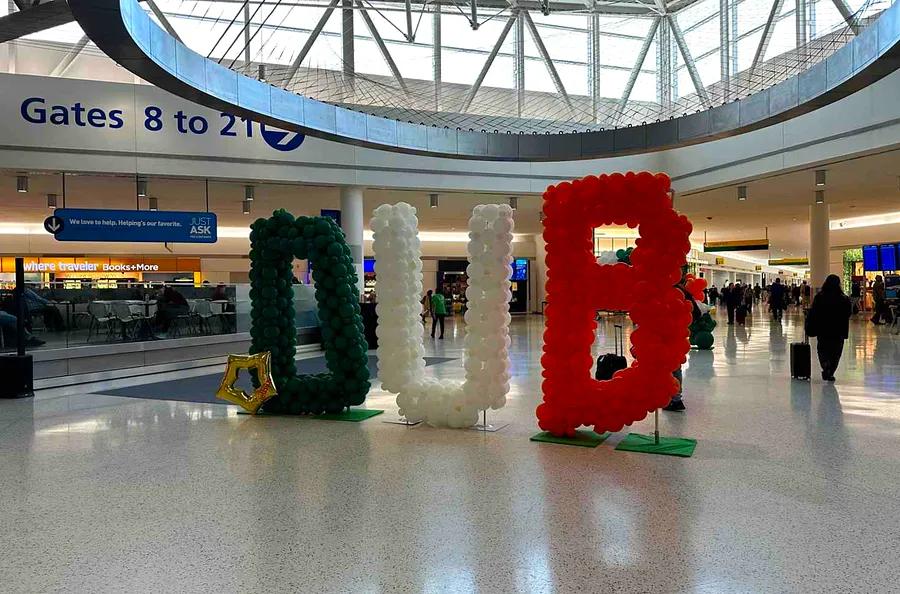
[806,274,852,382]
[724,282,742,325]
[769,279,786,320]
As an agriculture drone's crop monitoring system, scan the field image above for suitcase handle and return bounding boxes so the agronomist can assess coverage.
[613,324,624,357]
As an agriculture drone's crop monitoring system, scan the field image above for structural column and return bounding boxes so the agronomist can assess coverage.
[809,202,830,290]
[340,186,365,298]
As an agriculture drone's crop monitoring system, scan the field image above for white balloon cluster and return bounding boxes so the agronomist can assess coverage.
[371,202,515,428]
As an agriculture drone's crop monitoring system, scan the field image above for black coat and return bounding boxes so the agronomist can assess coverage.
[807,291,852,340]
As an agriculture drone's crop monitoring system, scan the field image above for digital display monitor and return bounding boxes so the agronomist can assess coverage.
[863,245,879,271]
[511,258,528,281]
[363,259,375,274]
[881,244,897,272]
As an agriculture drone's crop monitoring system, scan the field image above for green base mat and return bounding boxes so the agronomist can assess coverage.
[530,430,611,448]
[614,433,697,457]
[238,409,385,421]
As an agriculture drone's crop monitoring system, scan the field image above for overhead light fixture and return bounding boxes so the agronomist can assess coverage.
[509,197,518,210]
[16,175,28,193]
[815,170,826,187]
[136,177,147,197]
[242,200,251,215]
[258,64,267,82]
[148,196,158,211]
[245,185,255,202]
[429,193,438,208]
[737,185,747,201]
[815,190,825,204]
[47,193,57,209]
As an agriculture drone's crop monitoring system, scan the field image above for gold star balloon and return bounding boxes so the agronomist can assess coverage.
[215,352,278,414]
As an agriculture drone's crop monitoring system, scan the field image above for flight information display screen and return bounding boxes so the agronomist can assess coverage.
[881,244,897,272]
[863,245,879,271]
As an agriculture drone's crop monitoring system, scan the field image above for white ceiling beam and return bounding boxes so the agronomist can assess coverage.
[49,34,89,77]
[282,0,340,87]
[460,13,517,113]
[145,0,183,43]
[668,13,711,108]
[613,16,660,124]
[356,0,409,93]
[750,0,784,78]
[522,10,575,113]
[830,0,859,35]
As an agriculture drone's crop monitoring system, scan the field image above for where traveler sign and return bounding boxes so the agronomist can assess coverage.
[45,208,217,243]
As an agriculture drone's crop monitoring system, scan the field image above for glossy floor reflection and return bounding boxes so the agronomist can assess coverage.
[2,308,900,592]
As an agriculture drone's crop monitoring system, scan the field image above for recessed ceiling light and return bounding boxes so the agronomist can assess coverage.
[815,170,826,186]
[16,175,28,193]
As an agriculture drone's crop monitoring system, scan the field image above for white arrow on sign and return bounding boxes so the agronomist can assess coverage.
[43,216,63,234]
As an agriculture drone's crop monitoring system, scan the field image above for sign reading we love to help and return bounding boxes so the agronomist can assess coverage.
[47,208,216,243]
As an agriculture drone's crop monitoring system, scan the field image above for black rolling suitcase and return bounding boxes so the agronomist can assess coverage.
[791,326,811,380]
[596,324,627,380]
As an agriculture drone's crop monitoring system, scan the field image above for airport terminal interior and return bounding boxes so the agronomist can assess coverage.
[1,0,900,591]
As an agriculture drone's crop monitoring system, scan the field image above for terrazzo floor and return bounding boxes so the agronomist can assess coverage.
[2,307,900,593]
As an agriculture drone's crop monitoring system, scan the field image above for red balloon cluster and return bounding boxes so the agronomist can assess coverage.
[684,274,708,302]
[536,172,694,437]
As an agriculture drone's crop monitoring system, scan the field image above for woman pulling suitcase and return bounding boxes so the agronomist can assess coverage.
[805,275,852,382]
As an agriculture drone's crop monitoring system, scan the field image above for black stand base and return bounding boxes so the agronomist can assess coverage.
[0,354,35,399]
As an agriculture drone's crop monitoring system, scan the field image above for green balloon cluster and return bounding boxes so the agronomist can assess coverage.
[615,247,634,265]
[690,312,717,350]
[248,209,370,414]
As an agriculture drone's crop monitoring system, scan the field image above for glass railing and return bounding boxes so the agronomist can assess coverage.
[0,281,320,353]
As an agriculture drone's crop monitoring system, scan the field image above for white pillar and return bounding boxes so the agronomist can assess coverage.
[340,186,365,298]
[533,233,547,313]
[809,202,830,291]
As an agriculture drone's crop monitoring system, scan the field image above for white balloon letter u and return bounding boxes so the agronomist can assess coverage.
[371,202,514,428]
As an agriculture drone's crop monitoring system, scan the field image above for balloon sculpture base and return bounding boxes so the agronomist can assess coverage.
[614,433,697,457]
[238,408,384,422]
[382,417,423,426]
[469,410,509,432]
[530,430,611,448]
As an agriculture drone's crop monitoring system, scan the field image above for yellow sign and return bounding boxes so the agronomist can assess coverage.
[704,239,769,252]
[715,257,726,265]
[768,257,809,266]
[1,256,202,274]
[755,265,763,271]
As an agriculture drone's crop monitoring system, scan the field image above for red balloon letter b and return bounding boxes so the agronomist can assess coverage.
[537,172,694,437]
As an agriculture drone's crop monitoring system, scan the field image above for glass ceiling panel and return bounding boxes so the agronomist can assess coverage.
[3,0,891,134]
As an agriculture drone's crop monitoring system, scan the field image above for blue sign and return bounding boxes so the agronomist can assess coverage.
[511,258,528,281]
[260,123,305,152]
[48,208,217,243]
[320,209,341,227]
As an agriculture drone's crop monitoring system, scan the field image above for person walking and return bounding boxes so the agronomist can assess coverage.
[805,274,852,382]
[430,289,448,339]
[421,289,433,324]
[743,283,754,314]
[725,282,741,325]
[871,275,888,325]
[769,278,786,320]
[850,280,861,315]
[800,281,811,308]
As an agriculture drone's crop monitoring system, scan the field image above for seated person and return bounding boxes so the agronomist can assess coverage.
[24,288,65,331]
[155,286,190,332]
[0,310,46,347]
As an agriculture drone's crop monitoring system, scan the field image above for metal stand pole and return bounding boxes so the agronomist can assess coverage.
[654,409,660,445]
